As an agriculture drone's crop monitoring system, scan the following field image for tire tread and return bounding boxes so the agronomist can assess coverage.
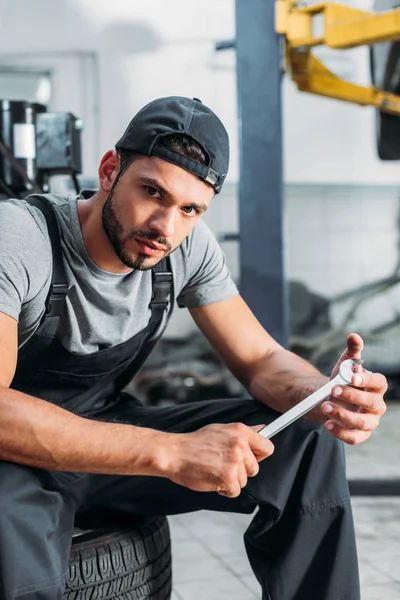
[64,517,171,600]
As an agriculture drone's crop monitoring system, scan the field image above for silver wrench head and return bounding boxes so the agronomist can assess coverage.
[339,358,363,384]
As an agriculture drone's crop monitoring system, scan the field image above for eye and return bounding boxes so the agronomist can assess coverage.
[181,206,199,217]
[146,186,161,198]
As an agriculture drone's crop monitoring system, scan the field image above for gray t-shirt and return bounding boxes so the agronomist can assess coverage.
[0,193,238,354]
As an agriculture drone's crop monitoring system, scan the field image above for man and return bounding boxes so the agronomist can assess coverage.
[0,96,387,600]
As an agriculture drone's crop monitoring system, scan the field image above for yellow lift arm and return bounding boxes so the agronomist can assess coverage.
[276,0,400,115]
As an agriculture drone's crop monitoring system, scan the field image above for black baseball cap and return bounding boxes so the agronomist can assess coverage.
[115,96,229,194]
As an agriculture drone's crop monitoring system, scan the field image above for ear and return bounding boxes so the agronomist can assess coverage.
[98,150,120,193]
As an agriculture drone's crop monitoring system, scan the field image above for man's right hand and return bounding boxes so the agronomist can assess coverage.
[164,423,274,498]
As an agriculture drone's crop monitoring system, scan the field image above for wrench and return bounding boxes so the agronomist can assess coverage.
[258,358,363,439]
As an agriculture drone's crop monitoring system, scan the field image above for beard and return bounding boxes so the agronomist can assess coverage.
[102,182,172,271]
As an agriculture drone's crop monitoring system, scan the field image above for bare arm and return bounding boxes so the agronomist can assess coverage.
[0,386,168,475]
[0,313,171,475]
[0,311,273,497]
[190,295,387,443]
[190,295,326,414]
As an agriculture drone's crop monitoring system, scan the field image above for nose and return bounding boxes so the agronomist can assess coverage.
[148,207,175,239]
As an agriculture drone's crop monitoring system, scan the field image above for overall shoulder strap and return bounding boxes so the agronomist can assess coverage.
[149,256,173,324]
[112,256,174,393]
[25,195,69,320]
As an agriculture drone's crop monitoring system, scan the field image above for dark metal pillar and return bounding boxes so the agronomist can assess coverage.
[235,0,289,347]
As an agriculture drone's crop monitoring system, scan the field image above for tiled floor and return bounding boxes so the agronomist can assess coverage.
[168,404,400,599]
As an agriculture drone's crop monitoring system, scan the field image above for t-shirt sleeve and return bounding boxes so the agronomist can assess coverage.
[177,219,238,309]
[0,201,51,321]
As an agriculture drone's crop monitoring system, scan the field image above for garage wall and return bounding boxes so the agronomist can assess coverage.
[0,0,399,345]
[0,0,398,185]
[0,0,238,180]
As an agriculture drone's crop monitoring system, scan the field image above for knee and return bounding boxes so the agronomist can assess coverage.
[288,420,349,505]
[0,462,68,526]
[245,416,348,509]
[0,463,73,587]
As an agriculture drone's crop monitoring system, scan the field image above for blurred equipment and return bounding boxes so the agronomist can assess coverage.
[127,331,245,406]
[0,99,83,198]
[277,0,400,116]
[0,100,45,194]
[218,0,400,360]
[289,281,330,339]
[226,0,400,496]
[217,0,400,351]
[36,113,82,176]
[371,0,400,159]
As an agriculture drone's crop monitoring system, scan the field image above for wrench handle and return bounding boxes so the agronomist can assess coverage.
[258,380,338,439]
[258,359,359,440]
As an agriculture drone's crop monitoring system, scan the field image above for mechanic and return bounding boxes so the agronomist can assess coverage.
[0,96,387,600]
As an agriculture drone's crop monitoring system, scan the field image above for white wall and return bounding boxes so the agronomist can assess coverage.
[0,0,238,180]
[0,0,398,185]
[1,0,400,353]
[283,48,400,184]
[284,0,400,183]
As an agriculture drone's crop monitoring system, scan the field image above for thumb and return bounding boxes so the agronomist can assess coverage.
[249,424,266,433]
[346,332,364,359]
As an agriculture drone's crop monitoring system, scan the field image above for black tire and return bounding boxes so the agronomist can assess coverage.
[64,517,172,600]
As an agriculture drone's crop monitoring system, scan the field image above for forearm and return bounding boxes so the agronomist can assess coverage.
[248,347,328,417]
[0,386,171,476]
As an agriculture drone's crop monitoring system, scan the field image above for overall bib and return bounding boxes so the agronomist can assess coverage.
[0,198,361,600]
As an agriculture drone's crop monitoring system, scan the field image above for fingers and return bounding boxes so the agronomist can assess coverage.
[217,462,247,498]
[217,424,269,498]
[217,459,252,498]
[324,421,372,445]
[243,446,260,478]
[247,427,275,461]
[330,373,387,413]
[320,368,387,445]
[322,399,381,431]
[218,485,242,498]
[350,370,388,396]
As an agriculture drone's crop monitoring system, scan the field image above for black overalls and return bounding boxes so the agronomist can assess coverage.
[0,197,361,600]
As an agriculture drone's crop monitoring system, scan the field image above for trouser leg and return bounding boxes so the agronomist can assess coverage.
[242,415,359,600]
[0,462,76,600]
[78,395,360,600]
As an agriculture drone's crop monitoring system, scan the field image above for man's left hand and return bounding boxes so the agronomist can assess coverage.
[321,332,387,445]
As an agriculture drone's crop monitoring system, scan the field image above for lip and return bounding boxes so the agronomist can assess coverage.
[135,238,167,256]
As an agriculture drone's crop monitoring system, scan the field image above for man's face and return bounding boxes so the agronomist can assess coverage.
[102,155,214,271]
